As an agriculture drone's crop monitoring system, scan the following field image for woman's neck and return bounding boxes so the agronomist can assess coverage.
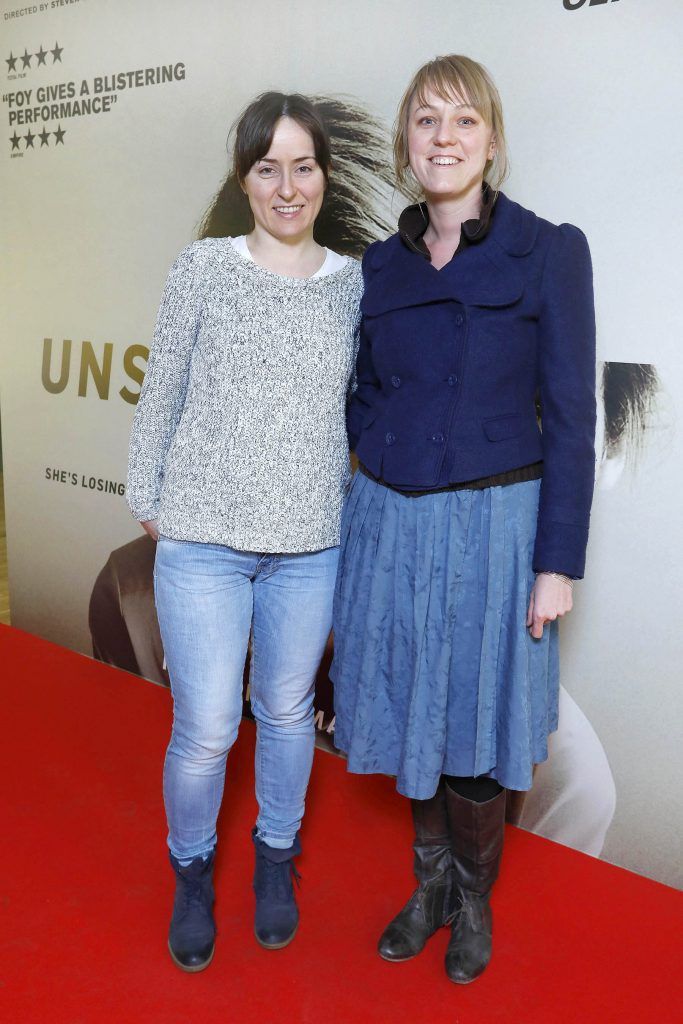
[422,181,483,253]
[245,225,325,279]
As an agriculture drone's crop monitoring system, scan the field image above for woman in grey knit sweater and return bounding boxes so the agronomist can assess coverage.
[126,92,362,970]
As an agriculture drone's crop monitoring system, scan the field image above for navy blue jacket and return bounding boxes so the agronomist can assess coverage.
[347,192,596,579]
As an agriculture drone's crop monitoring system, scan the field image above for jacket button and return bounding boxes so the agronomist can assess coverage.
[447,375,458,387]
[391,375,401,388]
[431,433,445,443]
[385,432,396,446]
[455,313,464,326]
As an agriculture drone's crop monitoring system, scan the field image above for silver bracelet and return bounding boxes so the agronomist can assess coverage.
[538,571,574,590]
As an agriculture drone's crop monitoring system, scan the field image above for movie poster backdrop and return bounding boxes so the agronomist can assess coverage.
[1,0,681,887]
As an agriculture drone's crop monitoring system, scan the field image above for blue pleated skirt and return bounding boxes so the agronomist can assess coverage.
[330,471,559,798]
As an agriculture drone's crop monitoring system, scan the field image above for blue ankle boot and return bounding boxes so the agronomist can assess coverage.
[168,850,216,972]
[252,828,301,949]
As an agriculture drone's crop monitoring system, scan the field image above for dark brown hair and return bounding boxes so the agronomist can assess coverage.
[232,91,331,187]
[602,362,660,457]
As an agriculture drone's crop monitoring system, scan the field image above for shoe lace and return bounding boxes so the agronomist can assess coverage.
[178,871,211,924]
[259,858,301,901]
[455,892,486,933]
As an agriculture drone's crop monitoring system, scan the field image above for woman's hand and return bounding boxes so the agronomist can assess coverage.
[526,573,573,639]
[141,519,160,541]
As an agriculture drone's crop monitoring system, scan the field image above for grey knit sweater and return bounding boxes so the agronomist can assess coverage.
[126,238,363,552]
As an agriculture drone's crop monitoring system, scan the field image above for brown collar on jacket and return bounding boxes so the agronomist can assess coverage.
[398,182,495,260]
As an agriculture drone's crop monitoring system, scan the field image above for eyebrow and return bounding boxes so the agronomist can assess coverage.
[257,155,317,164]
[415,102,474,113]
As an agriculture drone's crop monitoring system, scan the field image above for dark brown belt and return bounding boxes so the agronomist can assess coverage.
[358,461,543,497]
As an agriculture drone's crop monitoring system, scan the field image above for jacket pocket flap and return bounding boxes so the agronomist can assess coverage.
[483,414,526,442]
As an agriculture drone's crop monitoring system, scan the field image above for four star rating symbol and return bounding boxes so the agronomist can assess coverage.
[9,125,67,151]
[5,42,64,72]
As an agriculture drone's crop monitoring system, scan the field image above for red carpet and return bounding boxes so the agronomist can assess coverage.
[1,623,681,1024]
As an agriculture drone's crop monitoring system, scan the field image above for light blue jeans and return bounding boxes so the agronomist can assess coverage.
[154,537,339,860]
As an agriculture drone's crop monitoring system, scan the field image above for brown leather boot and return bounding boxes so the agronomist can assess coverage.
[444,785,506,984]
[378,780,455,962]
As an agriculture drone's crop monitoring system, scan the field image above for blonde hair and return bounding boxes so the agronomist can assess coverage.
[393,54,509,196]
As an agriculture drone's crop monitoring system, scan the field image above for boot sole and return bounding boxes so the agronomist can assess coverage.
[254,922,299,950]
[168,938,215,973]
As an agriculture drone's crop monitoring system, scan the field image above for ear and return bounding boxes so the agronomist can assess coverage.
[488,133,497,159]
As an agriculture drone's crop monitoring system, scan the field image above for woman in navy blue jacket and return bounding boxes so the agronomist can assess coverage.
[331,55,596,985]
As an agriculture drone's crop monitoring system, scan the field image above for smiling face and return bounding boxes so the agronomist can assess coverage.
[241,116,327,242]
[406,88,496,202]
